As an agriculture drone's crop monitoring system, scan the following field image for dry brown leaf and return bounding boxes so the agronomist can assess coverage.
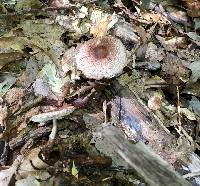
[0,104,7,137]
[90,21,109,37]
[4,88,25,114]
[0,52,23,70]
[140,12,169,24]
[18,148,49,178]
[90,14,118,37]
[148,96,162,111]
[180,0,200,17]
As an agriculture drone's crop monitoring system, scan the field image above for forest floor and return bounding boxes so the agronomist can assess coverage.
[0,0,200,185]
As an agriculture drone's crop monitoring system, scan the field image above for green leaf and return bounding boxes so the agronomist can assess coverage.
[71,161,78,179]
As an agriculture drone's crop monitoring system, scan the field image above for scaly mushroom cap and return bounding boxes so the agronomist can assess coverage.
[76,36,128,80]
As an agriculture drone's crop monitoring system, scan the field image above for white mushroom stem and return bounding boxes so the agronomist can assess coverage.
[49,119,57,142]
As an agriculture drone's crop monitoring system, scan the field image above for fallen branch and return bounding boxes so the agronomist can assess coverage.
[100,125,192,186]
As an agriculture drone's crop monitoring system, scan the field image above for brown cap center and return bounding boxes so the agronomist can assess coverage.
[92,45,109,60]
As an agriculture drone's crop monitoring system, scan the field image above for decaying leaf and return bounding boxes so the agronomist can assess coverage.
[118,71,145,97]
[139,12,169,24]
[17,148,49,178]
[180,108,196,121]
[0,52,22,69]
[161,53,190,84]
[39,63,66,95]
[33,62,71,99]
[188,60,200,82]
[166,7,190,26]
[2,0,16,5]
[148,92,162,111]
[4,87,24,114]
[187,32,200,46]
[0,155,23,186]
[0,73,16,98]
[113,21,140,43]
[156,35,187,51]
[145,42,165,61]
[15,0,43,10]
[188,96,200,117]
[180,0,200,17]
[194,18,200,30]
[183,81,200,97]
[18,19,66,63]
[15,176,40,186]
[90,10,118,37]
[61,47,76,75]
[0,36,25,53]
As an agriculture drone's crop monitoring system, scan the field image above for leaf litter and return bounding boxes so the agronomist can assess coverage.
[0,0,200,185]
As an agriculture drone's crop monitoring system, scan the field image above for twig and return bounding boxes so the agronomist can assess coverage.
[176,85,181,133]
[131,0,140,6]
[180,126,195,148]
[101,177,112,182]
[175,85,194,147]
[103,100,107,123]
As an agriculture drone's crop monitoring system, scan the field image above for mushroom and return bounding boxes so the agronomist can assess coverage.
[76,36,128,80]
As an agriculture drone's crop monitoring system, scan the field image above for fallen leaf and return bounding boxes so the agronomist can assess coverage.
[37,63,68,97]
[194,18,200,30]
[90,10,118,37]
[0,104,7,137]
[145,42,165,61]
[180,108,196,120]
[18,148,49,178]
[15,176,40,186]
[181,0,200,17]
[148,92,162,111]
[4,87,24,114]
[15,0,43,10]
[0,156,23,186]
[188,60,200,82]
[189,96,200,117]
[0,52,23,69]
[0,74,16,98]
[186,32,200,46]
[0,36,25,53]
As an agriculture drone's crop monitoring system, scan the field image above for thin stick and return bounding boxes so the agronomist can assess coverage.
[176,85,181,133]
[103,100,107,123]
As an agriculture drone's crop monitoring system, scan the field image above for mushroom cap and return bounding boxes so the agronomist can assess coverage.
[76,36,128,80]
